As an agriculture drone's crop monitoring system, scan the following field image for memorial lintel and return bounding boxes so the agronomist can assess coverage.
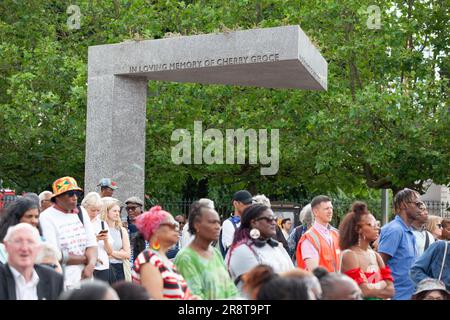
[127,53,281,73]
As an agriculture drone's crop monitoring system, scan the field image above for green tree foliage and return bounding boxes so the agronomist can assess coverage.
[0,0,448,202]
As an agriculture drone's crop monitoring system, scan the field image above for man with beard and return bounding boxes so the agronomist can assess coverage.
[378,188,421,300]
[411,203,435,256]
[124,197,146,264]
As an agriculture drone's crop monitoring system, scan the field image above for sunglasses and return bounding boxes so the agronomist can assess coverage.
[359,221,381,229]
[41,263,58,270]
[437,224,443,229]
[255,215,278,223]
[126,206,141,212]
[408,201,425,208]
[64,190,80,197]
[160,222,180,231]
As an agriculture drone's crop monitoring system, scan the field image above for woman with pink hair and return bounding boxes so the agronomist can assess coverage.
[131,206,195,299]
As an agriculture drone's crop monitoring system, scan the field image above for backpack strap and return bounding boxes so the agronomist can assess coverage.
[77,206,84,225]
[219,216,240,258]
[438,241,448,281]
[229,241,262,286]
[230,216,240,229]
[424,231,430,251]
[246,242,263,264]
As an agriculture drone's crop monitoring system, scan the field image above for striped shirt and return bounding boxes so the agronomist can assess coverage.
[132,249,191,299]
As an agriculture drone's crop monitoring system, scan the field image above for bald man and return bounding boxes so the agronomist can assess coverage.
[319,273,363,300]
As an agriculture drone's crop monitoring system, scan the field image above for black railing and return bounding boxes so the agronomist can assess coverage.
[144,199,232,220]
[145,199,450,224]
[1,197,448,221]
[145,198,385,225]
[423,201,450,219]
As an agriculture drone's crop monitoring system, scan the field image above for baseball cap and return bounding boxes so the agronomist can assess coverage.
[97,178,118,190]
[232,190,253,205]
[125,196,144,207]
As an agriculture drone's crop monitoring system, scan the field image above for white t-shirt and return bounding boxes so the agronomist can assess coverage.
[39,206,97,289]
[226,241,294,287]
[91,217,113,271]
[412,228,435,256]
[221,218,241,250]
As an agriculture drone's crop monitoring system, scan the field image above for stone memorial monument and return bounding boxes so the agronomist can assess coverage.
[85,25,327,203]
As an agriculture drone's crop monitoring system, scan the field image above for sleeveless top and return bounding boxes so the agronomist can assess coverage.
[109,227,124,264]
[340,249,394,300]
[132,249,192,299]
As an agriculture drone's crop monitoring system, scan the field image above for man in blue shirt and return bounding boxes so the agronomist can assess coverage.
[378,188,421,300]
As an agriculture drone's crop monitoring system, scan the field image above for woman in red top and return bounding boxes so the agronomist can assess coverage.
[339,202,395,300]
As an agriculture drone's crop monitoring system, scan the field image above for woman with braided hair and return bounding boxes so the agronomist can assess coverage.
[225,203,294,292]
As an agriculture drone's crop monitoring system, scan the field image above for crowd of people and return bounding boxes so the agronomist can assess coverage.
[0,176,448,300]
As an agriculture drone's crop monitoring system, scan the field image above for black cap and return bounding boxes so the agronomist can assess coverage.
[232,190,253,205]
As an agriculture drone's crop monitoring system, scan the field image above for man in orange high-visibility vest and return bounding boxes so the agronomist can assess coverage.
[296,195,341,272]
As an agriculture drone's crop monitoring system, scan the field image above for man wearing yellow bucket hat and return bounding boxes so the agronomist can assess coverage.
[39,176,98,289]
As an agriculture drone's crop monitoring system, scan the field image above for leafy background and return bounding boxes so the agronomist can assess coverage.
[0,0,448,214]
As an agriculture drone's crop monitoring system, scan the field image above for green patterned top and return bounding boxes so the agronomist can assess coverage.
[174,246,239,300]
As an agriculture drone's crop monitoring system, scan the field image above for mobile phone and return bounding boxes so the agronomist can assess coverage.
[99,230,108,234]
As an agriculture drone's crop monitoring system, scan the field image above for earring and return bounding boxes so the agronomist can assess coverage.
[151,240,160,251]
[358,234,361,248]
[250,228,260,239]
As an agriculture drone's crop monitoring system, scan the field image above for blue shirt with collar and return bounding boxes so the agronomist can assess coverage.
[379,215,418,300]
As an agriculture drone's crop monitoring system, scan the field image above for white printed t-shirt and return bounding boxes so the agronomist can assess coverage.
[39,205,97,289]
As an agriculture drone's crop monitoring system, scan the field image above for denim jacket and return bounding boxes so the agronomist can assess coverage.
[410,240,449,290]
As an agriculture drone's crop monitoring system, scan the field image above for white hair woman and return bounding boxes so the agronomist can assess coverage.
[100,197,130,284]
[252,195,271,207]
[81,192,103,221]
[36,242,63,274]
[287,204,314,261]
